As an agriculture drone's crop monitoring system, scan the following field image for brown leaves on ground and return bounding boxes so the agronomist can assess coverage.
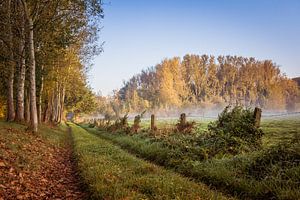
[0,125,87,199]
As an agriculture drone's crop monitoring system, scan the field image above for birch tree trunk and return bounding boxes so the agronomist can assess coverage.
[7,0,15,121]
[25,89,30,123]
[16,9,26,122]
[22,0,38,132]
[37,66,44,123]
[28,17,38,132]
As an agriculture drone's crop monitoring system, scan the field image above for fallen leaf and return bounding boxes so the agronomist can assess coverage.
[0,161,5,167]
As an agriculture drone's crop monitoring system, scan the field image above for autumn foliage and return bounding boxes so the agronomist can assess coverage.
[112,55,299,115]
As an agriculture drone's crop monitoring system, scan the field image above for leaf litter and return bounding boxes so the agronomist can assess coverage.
[0,125,87,199]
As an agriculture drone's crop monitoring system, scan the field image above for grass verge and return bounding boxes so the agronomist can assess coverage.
[69,123,233,200]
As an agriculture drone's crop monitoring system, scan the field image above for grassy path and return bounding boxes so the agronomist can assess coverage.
[69,123,233,200]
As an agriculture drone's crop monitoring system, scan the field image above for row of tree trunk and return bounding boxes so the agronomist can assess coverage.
[5,0,64,132]
[43,84,65,124]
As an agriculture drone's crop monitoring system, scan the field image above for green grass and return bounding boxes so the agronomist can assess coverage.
[261,118,300,147]
[69,123,232,200]
[82,117,300,199]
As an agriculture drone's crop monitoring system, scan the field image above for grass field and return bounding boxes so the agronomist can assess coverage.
[261,117,300,147]
[82,116,300,199]
[69,122,233,199]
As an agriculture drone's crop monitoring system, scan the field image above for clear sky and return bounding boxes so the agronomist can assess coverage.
[89,0,300,96]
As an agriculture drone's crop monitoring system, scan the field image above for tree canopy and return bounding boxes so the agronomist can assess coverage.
[104,55,299,117]
[0,0,103,131]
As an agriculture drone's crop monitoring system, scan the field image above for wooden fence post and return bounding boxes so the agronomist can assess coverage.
[151,114,155,130]
[132,115,141,133]
[180,113,186,125]
[253,107,262,128]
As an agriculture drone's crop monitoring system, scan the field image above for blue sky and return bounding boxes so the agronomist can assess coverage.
[89,0,300,95]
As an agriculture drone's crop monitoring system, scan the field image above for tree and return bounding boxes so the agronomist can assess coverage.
[2,0,16,121]
[157,58,186,107]
[0,0,104,131]
[114,54,299,114]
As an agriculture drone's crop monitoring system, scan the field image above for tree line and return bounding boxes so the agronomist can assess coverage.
[0,0,102,132]
[98,55,299,117]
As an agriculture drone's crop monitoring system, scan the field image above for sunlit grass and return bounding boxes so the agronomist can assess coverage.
[261,117,300,147]
[70,123,232,200]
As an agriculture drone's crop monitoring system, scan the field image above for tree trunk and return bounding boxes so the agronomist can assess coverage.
[43,99,49,123]
[52,86,58,123]
[24,89,30,123]
[58,85,65,123]
[7,0,15,121]
[37,66,44,123]
[29,19,38,132]
[56,85,61,123]
[43,94,52,123]
[49,89,55,123]
[16,10,26,122]
[26,13,38,132]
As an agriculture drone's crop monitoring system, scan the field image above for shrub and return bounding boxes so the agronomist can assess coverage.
[209,106,263,143]
[107,114,130,133]
[175,121,196,134]
[131,110,146,133]
[175,113,196,134]
[197,106,264,157]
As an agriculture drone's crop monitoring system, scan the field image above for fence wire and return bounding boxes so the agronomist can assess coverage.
[262,112,300,118]
[187,112,300,120]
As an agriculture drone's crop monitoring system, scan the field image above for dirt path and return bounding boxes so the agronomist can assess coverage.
[0,124,87,199]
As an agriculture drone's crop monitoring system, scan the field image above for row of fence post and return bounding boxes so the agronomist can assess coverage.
[88,107,262,130]
[149,107,262,130]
